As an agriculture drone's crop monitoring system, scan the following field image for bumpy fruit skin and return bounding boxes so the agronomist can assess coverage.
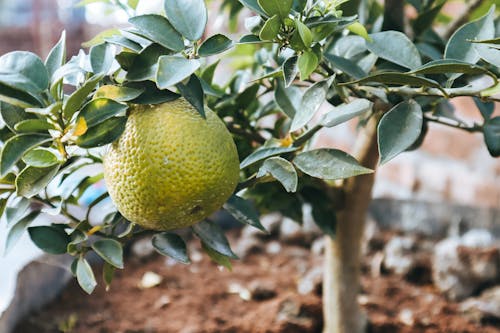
[103,98,240,230]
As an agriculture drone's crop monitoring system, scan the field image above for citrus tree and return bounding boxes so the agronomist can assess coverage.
[1,0,499,332]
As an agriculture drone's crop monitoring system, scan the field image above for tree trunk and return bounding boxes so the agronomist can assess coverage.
[322,115,380,333]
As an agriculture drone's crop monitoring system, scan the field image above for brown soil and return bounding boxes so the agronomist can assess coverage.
[15,231,500,333]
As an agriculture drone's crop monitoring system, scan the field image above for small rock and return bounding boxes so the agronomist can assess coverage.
[248,279,277,301]
[131,237,155,260]
[234,235,264,258]
[240,213,281,240]
[432,234,500,301]
[276,298,319,333]
[311,237,325,256]
[460,286,500,323]
[279,214,321,246]
[383,235,418,276]
[297,266,322,295]
[461,229,495,248]
[190,249,203,263]
[266,241,282,254]
[153,295,171,309]
[398,308,414,326]
[138,271,163,289]
[362,218,383,254]
[260,213,282,236]
[227,282,251,301]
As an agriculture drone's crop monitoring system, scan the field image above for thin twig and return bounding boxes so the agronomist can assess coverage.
[424,114,483,133]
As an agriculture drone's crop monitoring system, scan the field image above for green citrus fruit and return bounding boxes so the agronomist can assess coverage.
[103,98,240,230]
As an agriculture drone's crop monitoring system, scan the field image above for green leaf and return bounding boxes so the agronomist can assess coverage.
[90,43,114,75]
[0,172,16,185]
[176,74,205,118]
[295,19,313,47]
[120,28,154,48]
[45,31,66,81]
[0,82,42,108]
[5,197,30,225]
[257,157,298,192]
[223,195,265,231]
[124,44,167,82]
[63,75,103,121]
[192,220,238,259]
[104,35,142,53]
[76,116,127,148]
[28,225,70,255]
[483,117,500,157]
[240,146,298,169]
[14,119,55,133]
[0,101,35,131]
[156,56,201,89]
[81,28,120,48]
[126,81,180,104]
[128,15,184,52]
[377,100,424,165]
[282,55,298,87]
[102,262,115,289]
[0,134,51,177]
[16,164,60,198]
[76,257,97,294]
[298,51,318,81]
[79,98,128,127]
[92,239,124,269]
[258,0,292,20]
[5,211,40,254]
[320,98,372,127]
[0,198,7,219]
[347,22,370,41]
[239,0,268,17]
[238,34,263,44]
[127,0,139,9]
[202,242,232,270]
[475,44,500,68]
[412,1,446,36]
[259,14,281,41]
[198,34,234,56]
[349,72,443,90]
[324,53,366,79]
[164,0,207,41]
[410,59,496,80]
[293,0,307,12]
[275,80,301,118]
[0,51,49,93]
[94,85,143,102]
[22,148,59,167]
[473,97,494,120]
[290,78,331,132]
[152,232,191,264]
[366,31,422,70]
[445,6,495,64]
[293,148,373,180]
[201,60,220,84]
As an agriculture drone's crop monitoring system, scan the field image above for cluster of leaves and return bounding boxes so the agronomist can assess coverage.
[0,0,498,293]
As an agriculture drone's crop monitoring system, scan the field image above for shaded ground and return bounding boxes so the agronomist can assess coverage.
[15,231,500,333]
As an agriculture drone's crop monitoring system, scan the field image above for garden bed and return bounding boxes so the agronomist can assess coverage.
[15,226,499,333]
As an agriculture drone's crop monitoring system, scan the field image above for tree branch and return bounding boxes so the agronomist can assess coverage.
[383,0,405,32]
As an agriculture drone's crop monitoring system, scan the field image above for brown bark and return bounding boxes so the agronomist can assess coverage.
[322,114,380,333]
